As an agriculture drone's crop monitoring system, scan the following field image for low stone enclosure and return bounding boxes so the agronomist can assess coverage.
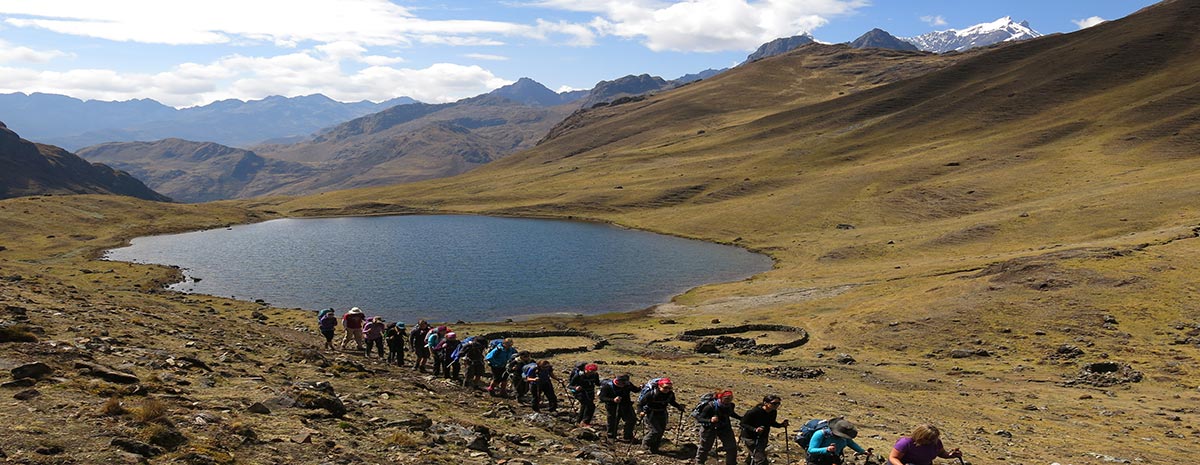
[477,330,609,359]
[676,324,809,356]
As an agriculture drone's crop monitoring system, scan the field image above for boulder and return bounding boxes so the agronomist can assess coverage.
[110,438,163,457]
[12,362,53,379]
[13,388,39,400]
[75,361,140,384]
[147,428,188,450]
[246,402,271,414]
[289,381,346,417]
[834,353,857,365]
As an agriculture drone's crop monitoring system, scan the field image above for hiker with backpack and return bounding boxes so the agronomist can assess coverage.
[508,351,534,404]
[410,320,431,372]
[806,418,868,465]
[887,424,960,465]
[568,363,600,427]
[436,331,462,380]
[524,359,560,412]
[740,395,789,465]
[385,322,406,366]
[340,307,366,350]
[485,339,517,396]
[694,390,742,465]
[457,335,487,388]
[426,325,448,376]
[317,308,337,350]
[362,316,387,358]
[599,374,638,442]
[637,377,685,454]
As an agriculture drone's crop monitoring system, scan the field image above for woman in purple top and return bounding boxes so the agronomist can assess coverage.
[362,316,387,358]
[888,424,961,465]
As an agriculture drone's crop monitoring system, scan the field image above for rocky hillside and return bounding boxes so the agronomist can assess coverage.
[850,28,919,51]
[744,34,816,62]
[77,139,315,203]
[0,122,169,201]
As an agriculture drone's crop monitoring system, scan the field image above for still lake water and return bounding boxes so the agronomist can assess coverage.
[105,215,772,323]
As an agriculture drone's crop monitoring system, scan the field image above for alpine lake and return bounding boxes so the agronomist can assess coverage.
[105,215,773,323]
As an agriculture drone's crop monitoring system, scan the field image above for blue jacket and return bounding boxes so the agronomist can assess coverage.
[485,345,517,368]
[807,428,866,457]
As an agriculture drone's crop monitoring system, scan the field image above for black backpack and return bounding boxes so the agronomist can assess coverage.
[794,417,838,447]
[690,392,716,420]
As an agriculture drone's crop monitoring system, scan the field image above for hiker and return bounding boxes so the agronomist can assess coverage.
[385,322,406,366]
[485,338,517,396]
[525,359,559,412]
[459,335,486,388]
[317,308,337,350]
[740,395,789,465]
[599,373,638,442]
[362,316,386,358]
[508,351,534,404]
[340,307,365,350]
[436,331,462,380]
[807,418,867,465]
[694,390,742,465]
[637,377,685,453]
[410,320,431,372]
[887,424,961,465]
[568,363,600,427]
[426,325,448,376]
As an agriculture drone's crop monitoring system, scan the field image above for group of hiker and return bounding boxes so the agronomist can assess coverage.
[314,308,963,465]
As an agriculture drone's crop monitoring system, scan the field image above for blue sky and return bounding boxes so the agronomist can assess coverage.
[0,0,1157,107]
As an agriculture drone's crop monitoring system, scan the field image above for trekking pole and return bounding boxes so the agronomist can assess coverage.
[673,409,684,443]
[784,424,791,465]
[558,379,577,410]
[956,451,965,465]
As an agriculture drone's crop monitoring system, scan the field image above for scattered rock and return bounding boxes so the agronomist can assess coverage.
[247,402,271,414]
[251,311,268,321]
[711,319,720,324]
[748,366,824,379]
[949,349,991,358]
[13,388,40,400]
[994,430,1013,438]
[34,444,63,455]
[12,361,53,379]
[288,381,346,417]
[836,223,856,230]
[148,428,188,450]
[1052,344,1085,359]
[111,438,163,457]
[1,378,37,388]
[694,340,721,354]
[290,430,315,444]
[75,361,140,384]
[658,319,677,325]
[834,353,857,365]
[1065,362,1143,387]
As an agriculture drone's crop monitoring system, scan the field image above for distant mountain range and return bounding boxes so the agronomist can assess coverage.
[0,121,167,201]
[0,93,416,150]
[76,79,585,201]
[851,28,920,51]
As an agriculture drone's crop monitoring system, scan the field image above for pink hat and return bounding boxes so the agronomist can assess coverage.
[446,332,457,339]
[657,378,672,387]
[585,364,598,372]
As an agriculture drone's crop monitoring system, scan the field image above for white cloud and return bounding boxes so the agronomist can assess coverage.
[0,0,555,47]
[0,39,71,63]
[465,53,510,61]
[1072,16,1106,29]
[0,46,511,107]
[556,85,584,93]
[528,0,867,52]
[920,15,948,27]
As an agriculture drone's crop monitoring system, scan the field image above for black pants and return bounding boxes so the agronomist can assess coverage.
[365,337,384,357]
[697,426,738,465]
[576,394,596,424]
[642,409,670,451]
[806,453,845,465]
[387,340,404,365]
[531,382,557,411]
[445,358,460,379]
[743,436,769,465]
[605,401,636,440]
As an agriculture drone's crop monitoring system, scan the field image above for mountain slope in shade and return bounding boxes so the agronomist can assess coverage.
[77,139,315,203]
[0,121,168,201]
[0,93,416,150]
[851,28,920,51]
[905,16,1042,53]
[580,74,672,108]
[744,33,816,62]
[674,68,728,84]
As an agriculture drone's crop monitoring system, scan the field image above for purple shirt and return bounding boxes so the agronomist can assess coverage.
[362,321,385,340]
[893,437,943,465]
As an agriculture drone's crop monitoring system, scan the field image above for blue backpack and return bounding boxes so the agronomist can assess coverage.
[794,418,836,447]
[636,377,666,406]
[521,362,539,380]
[451,336,478,361]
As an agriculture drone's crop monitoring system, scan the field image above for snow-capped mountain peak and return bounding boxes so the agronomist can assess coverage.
[904,17,1042,53]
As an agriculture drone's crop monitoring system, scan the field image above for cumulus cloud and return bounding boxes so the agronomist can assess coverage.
[0,46,511,107]
[0,0,568,47]
[1072,16,1106,29]
[920,15,948,27]
[529,0,867,52]
[0,39,71,63]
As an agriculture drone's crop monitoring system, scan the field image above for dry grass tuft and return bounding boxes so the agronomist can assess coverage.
[386,431,423,448]
[100,397,127,416]
[133,397,169,423]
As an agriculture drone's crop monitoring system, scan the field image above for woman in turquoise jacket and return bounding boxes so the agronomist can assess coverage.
[807,418,868,465]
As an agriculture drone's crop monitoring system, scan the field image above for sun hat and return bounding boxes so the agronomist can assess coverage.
[615,374,631,384]
[829,418,858,439]
[398,322,406,328]
[348,307,362,315]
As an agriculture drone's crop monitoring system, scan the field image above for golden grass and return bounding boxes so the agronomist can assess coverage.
[100,397,127,417]
[132,398,169,424]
